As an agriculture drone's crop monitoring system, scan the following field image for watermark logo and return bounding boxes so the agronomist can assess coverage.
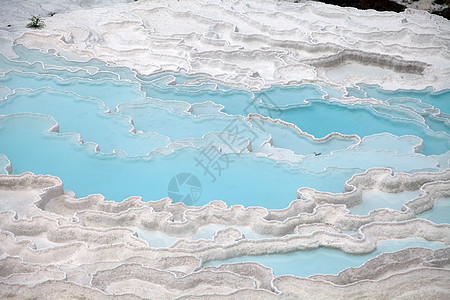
[246,92,283,131]
[167,173,202,205]
[193,91,282,182]
[217,118,258,153]
[194,146,232,182]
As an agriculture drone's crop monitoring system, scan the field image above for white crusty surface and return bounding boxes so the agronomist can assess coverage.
[6,0,450,91]
[0,171,448,298]
[0,0,449,298]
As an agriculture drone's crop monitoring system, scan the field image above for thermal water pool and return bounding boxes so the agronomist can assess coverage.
[417,198,450,224]
[203,238,448,277]
[0,46,449,279]
[0,46,449,207]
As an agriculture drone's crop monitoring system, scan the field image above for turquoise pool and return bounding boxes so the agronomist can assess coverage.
[0,46,449,209]
[0,45,449,280]
[203,238,448,277]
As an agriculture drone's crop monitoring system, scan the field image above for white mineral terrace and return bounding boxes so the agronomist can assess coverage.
[2,0,450,91]
[0,0,449,299]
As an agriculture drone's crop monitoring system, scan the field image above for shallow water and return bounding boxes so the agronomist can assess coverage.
[0,70,143,110]
[0,113,361,208]
[417,198,450,224]
[0,46,449,211]
[0,30,449,286]
[349,190,419,215]
[278,100,449,155]
[351,83,450,114]
[203,238,449,277]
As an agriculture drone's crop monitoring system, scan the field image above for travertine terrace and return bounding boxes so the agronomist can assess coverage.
[0,0,449,298]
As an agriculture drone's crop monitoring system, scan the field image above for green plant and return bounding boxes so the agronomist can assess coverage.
[26,15,45,29]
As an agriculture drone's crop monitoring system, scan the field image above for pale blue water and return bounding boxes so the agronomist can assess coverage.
[143,83,268,117]
[278,100,449,155]
[253,84,326,107]
[0,46,448,210]
[319,85,344,99]
[349,190,419,215]
[203,238,448,277]
[358,134,422,154]
[387,97,434,113]
[351,83,450,114]
[248,117,359,156]
[0,54,120,81]
[417,198,450,224]
[1,45,449,279]
[0,89,170,156]
[117,100,258,141]
[0,113,363,208]
[9,44,137,81]
[345,87,367,99]
[295,147,440,173]
[420,112,450,134]
[0,70,143,109]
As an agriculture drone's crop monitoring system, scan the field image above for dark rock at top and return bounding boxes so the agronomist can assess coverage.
[311,0,407,13]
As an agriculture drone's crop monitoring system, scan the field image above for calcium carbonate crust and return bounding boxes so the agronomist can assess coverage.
[11,0,450,92]
[1,0,449,298]
[0,170,449,298]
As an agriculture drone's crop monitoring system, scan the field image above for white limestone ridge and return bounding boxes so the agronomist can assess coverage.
[0,170,449,298]
[1,0,448,91]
